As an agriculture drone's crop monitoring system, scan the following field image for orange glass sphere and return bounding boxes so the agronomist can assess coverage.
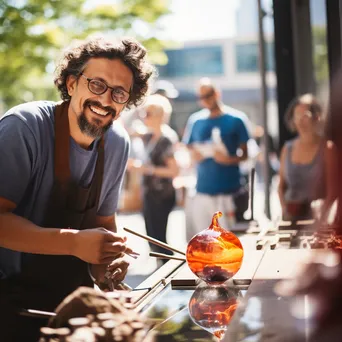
[186,211,244,285]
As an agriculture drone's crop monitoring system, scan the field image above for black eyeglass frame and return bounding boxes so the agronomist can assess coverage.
[80,73,131,104]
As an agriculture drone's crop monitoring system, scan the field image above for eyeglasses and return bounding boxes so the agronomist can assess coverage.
[198,90,215,101]
[80,73,130,104]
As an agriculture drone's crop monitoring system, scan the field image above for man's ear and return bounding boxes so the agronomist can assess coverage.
[66,75,77,96]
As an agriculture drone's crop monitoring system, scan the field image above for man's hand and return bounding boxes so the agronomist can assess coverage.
[90,256,130,291]
[106,256,130,284]
[213,151,236,165]
[191,149,205,163]
[213,143,248,165]
[73,228,127,264]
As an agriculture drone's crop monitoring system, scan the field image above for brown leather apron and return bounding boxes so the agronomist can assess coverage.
[0,101,105,341]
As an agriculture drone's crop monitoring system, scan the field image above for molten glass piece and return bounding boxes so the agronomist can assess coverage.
[188,284,240,340]
[186,211,244,285]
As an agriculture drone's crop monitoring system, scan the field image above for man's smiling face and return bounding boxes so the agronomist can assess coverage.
[66,57,133,138]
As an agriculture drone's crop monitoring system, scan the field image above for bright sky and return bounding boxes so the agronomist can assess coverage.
[87,0,240,41]
[158,0,240,41]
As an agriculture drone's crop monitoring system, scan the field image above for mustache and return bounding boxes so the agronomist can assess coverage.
[84,99,117,117]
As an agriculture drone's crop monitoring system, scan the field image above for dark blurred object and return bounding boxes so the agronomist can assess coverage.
[275,250,342,341]
[284,201,312,221]
[42,287,154,342]
[50,287,131,327]
[273,70,342,341]
[254,125,277,155]
[152,80,179,99]
[233,183,249,222]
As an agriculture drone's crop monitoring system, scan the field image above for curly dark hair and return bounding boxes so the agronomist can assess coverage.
[54,36,156,109]
[284,93,323,132]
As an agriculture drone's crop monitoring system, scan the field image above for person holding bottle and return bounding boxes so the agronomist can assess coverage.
[182,78,249,234]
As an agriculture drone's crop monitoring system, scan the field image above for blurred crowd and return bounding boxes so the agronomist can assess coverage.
[117,72,341,246]
[120,77,271,244]
[119,70,342,337]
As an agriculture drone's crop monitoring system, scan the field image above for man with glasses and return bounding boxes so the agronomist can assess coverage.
[0,36,155,340]
[182,78,250,234]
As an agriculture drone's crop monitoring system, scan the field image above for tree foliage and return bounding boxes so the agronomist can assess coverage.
[0,0,171,111]
[312,26,329,85]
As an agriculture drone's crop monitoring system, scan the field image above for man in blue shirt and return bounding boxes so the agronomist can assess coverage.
[183,78,249,233]
[0,36,155,340]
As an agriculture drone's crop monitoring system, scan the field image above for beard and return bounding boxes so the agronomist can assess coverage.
[78,100,116,138]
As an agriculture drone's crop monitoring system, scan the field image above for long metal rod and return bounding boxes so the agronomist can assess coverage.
[257,0,271,218]
[249,167,256,221]
[19,308,56,318]
[149,252,186,261]
[123,227,186,256]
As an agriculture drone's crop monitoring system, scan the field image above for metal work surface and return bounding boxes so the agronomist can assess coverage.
[130,229,322,342]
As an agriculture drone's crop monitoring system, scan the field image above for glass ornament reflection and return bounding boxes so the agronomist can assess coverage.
[186,211,244,285]
[188,283,240,340]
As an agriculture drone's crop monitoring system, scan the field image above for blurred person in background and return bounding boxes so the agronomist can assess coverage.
[278,94,323,221]
[128,94,179,260]
[274,71,342,342]
[119,79,179,213]
[182,77,249,234]
[122,79,179,133]
[152,79,179,100]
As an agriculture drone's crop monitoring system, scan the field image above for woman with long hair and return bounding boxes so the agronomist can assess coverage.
[275,72,342,340]
[278,94,323,221]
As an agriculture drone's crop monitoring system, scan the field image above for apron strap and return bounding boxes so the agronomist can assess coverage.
[54,101,71,184]
[92,137,105,211]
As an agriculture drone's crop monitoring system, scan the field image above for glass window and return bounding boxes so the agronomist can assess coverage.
[310,0,329,98]
[158,46,224,78]
[235,42,274,73]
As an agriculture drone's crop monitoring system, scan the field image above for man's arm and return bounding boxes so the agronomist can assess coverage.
[96,214,117,232]
[214,143,248,165]
[0,197,76,256]
[214,116,249,165]
[0,197,127,264]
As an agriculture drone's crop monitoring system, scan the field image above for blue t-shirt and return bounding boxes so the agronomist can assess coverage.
[0,101,130,278]
[183,109,249,195]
